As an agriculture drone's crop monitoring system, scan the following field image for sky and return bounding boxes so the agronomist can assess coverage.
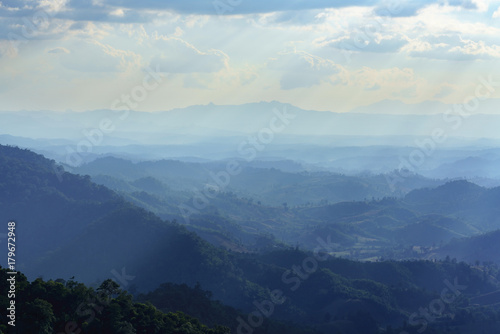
[1,0,500,113]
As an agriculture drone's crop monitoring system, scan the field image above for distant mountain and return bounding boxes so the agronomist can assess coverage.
[76,156,444,206]
[404,180,484,210]
[350,98,500,115]
[425,156,500,179]
[0,134,66,147]
[2,102,500,145]
[404,180,500,231]
[350,99,447,115]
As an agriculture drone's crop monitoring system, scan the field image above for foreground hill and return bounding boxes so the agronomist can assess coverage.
[0,268,231,334]
[0,145,262,309]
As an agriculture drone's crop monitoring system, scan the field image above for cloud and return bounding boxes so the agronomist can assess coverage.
[373,1,431,17]
[99,0,491,16]
[252,9,329,26]
[433,85,454,98]
[493,5,500,17]
[392,85,417,98]
[351,67,423,98]
[405,36,500,60]
[47,47,70,54]
[373,0,482,17]
[0,40,18,58]
[0,0,149,24]
[183,74,211,89]
[101,0,378,15]
[448,39,500,59]
[150,37,228,73]
[448,0,478,10]
[0,0,460,19]
[364,83,381,91]
[268,50,343,90]
[326,34,408,53]
[59,41,141,72]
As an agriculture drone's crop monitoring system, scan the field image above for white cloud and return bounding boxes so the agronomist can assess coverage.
[469,0,490,12]
[1,0,500,112]
[58,40,141,72]
[47,47,70,54]
[151,37,228,73]
[351,67,418,89]
[406,36,500,60]
[38,0,69,13]
[449,38,500,58]
[0,40,19,58]
[326,34,408,53]
[493,5,500,17]
[183,74,211,89]
[268,49,343,89]
[110,8,126,17]
[433,84,455,98]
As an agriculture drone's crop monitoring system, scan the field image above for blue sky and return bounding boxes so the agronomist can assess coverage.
[1,0,500,112]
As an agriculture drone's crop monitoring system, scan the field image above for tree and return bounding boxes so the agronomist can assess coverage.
[97,279,121,300]
[20,298,56,334]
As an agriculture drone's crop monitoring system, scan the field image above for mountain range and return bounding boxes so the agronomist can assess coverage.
[3,144,500,333]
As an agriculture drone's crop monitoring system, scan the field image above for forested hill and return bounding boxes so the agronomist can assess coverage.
[0,144,116,202]
[404,179,500,231]
[0,268,231,334]
[0,145,120,262]
[429,229,500,264]
[0,144,258,307]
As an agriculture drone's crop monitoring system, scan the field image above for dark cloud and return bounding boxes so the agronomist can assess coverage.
[447,0,477,10]
[374,0,479,17]
[8,0,433,19]
[0,0,148,23]
[0,0,488,24]
[100,0,480,16]
[102,0,377,15]
[0,0,486,27]
[374,1,432,17]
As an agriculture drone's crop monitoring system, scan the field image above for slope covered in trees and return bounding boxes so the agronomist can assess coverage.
[0,268,230,334]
